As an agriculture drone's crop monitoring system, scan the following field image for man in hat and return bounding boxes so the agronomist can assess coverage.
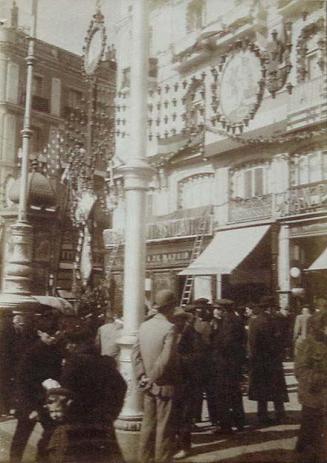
[131,289,180,463]
[248,297,288,425]
[172,307,206,459]
[212,299,246,433]
[9,314,63,463]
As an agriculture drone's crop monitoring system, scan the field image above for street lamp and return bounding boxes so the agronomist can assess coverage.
[0,1,39,311]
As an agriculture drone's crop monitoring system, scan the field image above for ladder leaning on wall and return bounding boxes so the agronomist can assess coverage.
[180,214,209,307]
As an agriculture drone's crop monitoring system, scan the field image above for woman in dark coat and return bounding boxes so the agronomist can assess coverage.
[248,301,288,425]
[47,329,127,463]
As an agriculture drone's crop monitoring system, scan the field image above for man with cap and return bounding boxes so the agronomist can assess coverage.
[131,289,180,463]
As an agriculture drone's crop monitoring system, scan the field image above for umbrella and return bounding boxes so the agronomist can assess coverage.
[33,296,76,315]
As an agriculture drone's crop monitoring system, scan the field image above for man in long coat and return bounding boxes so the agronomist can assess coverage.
[248,298,288,425]
[131,289,180,463]
[212,299,246,432]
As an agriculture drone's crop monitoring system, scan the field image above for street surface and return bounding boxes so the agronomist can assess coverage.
[0,363,301,463]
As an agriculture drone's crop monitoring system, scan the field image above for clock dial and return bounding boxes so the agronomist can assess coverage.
[220,50,262,124]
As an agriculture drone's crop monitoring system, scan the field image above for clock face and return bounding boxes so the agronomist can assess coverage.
[220,50,262,124]
[84,27,104,75]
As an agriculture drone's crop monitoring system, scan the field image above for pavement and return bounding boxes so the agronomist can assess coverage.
[0,363,301,463]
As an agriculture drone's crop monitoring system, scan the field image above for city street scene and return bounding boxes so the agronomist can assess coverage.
[0,0,326,462]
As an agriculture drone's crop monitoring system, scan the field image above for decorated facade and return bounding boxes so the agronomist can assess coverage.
[105,0,327,310]
[0,4,116,298]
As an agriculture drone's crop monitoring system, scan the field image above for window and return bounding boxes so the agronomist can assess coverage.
[178,173,214,209]
[232,164,269,199]
[67,89,83,109]
[186,0,205,33]
[32,75,43,96]
[293,151,327,185]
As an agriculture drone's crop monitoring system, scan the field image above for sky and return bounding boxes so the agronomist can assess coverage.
[0,0,119,55]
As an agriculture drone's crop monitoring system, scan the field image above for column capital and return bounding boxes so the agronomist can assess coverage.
[118,160,155,191]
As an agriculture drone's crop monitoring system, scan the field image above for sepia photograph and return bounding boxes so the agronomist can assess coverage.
[0,0,326,462]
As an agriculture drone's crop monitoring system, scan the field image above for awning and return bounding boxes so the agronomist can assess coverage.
[306,247,327,271]
[179,224,270,275]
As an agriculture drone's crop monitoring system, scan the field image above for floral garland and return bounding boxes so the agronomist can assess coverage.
[206,124,327,146]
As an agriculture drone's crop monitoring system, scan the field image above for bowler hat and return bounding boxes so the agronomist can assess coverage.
[154,289,176,310]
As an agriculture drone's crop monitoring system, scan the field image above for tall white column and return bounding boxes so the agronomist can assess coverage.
[277,224,290,308]
[115,1,154,460]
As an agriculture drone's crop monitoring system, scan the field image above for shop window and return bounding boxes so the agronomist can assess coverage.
[232,164,268,199]
[178,173,214,209]
[186,0,205,33]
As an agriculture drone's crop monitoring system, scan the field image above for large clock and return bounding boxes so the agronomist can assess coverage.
[83,17,106,76]
[220,49,263,124]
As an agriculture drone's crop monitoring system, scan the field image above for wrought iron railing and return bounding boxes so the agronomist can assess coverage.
[228,194,273,223]
[146,213,213,240]
[274,180,327,217]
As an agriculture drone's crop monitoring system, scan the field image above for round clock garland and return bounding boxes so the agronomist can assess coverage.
[209,40,267,133]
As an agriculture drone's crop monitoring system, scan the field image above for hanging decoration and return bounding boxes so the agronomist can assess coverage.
[206,123,327,146]
[264,22,293,98]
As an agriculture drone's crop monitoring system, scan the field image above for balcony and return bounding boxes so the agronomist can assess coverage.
[146,213,213,241]
[274,180,327,217]
[103,206,214,246]
[228,194,273,223]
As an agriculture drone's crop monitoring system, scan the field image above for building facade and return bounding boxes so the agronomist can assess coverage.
[0,5,116,296]
[104,0,326,310]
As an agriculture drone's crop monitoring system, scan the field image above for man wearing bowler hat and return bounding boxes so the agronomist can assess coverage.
[132,289,180,463]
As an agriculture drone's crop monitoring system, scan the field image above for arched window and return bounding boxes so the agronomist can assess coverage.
[178,173,214,209]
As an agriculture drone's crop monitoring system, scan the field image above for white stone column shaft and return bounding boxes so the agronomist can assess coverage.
[116,0,154,449]
[278,224,290,308]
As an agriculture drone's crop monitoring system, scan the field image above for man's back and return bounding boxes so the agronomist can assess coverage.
[138,313,178,385]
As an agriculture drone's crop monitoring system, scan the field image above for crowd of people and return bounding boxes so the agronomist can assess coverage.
[0,309,127,463]
[133,291,327,463]
[0,291,326,463]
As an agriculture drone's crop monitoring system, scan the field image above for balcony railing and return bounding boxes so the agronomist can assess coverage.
[103,208,214,246]
[228,194,273,223]
[146,214,213,240]
[274,180,327,217]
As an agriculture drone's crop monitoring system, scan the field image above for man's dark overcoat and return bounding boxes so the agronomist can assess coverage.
[248,312,288,402]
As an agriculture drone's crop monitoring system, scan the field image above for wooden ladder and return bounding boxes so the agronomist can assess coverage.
[180,215,209,307]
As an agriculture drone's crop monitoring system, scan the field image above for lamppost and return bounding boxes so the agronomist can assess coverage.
[0,2,38,311]
[114,0,154,459]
